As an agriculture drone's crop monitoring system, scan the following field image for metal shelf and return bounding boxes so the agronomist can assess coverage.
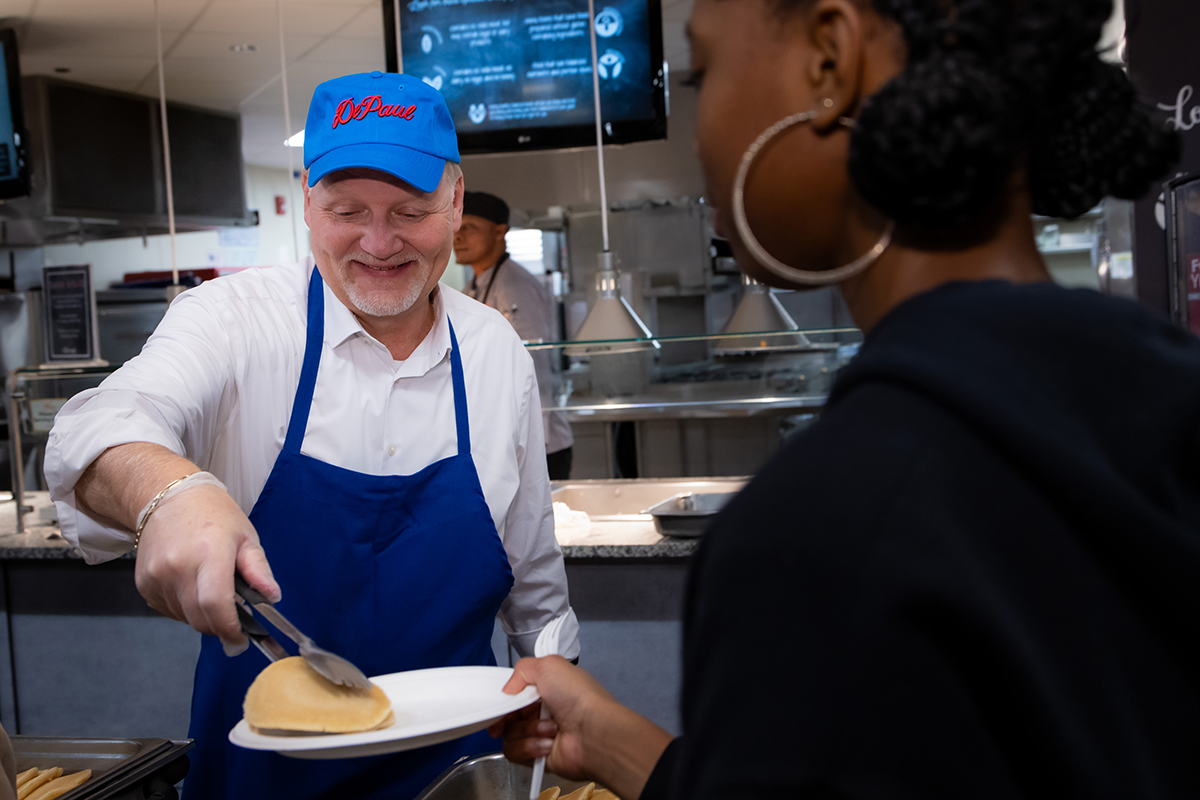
[1038,244,1095,256]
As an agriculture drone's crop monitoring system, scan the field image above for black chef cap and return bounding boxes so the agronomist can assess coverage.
[462,191,510,226]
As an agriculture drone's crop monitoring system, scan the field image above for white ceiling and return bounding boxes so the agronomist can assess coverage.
[2,0,694,171]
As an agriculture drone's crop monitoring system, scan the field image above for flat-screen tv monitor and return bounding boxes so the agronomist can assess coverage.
[0,29,30,200]
[397,0,666,154]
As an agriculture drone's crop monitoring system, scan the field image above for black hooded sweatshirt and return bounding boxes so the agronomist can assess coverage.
[643,280,1200,799]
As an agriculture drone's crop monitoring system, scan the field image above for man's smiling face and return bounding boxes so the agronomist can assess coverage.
[304,166,462,320]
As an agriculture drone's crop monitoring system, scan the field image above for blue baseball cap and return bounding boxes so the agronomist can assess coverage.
[303,71,460,193]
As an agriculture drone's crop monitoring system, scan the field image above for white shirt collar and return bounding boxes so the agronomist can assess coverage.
[319,266,451,378]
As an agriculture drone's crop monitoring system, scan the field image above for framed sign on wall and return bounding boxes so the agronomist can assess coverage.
[41,264,104,364]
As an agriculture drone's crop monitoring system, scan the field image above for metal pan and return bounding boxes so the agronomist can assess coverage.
[416,753,594,800]
[11,736,192,800]
[642,491,739,538]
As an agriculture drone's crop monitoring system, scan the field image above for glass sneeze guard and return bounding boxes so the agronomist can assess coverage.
[7,365,116,534]
[524,326,863,419]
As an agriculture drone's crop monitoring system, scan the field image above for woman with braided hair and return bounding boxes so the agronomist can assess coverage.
[489,0,1199,796]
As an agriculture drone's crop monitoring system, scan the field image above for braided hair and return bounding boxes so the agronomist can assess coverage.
[813,0,1182,228]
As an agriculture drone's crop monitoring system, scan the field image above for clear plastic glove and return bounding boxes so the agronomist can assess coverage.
[133,480,280,655]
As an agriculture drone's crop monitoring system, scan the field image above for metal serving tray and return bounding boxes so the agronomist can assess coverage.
[416,753,594,800]
[550,478,747,518]
[643,491,740,538]
[11,737,193,800]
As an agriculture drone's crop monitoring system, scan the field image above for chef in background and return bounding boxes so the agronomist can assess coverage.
[456,191,574,479]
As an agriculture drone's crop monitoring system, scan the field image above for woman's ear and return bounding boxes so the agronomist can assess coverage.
[804,0,866,129]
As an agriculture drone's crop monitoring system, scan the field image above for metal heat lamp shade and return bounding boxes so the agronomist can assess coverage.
[713,274,811,354]
[564,256,657,356]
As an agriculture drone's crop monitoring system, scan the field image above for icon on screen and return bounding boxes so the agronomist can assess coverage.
[422,65,447,91]
[420,25,444,54]
[469,104,487,124]
[595,8,624,38]
[597,49,625,79]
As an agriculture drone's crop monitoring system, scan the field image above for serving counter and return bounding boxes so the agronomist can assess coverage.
[0,476,745,742]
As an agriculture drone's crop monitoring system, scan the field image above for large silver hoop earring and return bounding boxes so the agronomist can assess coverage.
[731,110,895,287]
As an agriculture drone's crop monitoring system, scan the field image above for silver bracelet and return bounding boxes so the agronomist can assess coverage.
[134,474,195,549]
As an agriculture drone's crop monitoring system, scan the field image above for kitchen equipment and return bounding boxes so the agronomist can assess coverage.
[234,573,370,690]
[713,273,811,355]
[529,614,569,800]
[11,737,192,800]
[416,753,593,800]
[235,600,289,662]
[643,492,740,538]
[551,478,748,518]
[229,665,539,760]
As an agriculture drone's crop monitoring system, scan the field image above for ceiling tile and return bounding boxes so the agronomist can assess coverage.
[191,1,361,37]
[0,1,36,19]
[162,56,286,84]
[21,24,161,59]
[29,0,209,31]
[301,35,383,65]
[19,54,159,86]
[158,76,271,110]
[337,5,385,39]
[168,30,322,62]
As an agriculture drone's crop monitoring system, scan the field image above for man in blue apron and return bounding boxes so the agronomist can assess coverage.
[45,73,579,800]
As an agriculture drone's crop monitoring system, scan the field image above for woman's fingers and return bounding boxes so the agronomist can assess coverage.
[503,734,554,765]
[503,659,540,694]
[487,702,541,737]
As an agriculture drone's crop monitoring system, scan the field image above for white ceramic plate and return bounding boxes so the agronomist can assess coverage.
[228,665,539,760]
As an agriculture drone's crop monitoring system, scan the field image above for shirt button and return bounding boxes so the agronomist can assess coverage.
[388,444,397,457]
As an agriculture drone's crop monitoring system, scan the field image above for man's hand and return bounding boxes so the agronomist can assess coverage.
[74,442,280,653]
[488,656,674,800]
[134,482,279,651]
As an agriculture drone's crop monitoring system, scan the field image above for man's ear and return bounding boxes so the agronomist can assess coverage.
[451,173,465,231]
[301,170,312,225]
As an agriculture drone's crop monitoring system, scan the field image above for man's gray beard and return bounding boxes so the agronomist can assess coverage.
[341,260,429,317]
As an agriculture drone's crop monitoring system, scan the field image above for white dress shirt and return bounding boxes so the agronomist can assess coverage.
[45,258,578,659]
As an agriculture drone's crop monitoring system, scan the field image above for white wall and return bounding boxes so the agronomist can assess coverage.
[40,165,311,289]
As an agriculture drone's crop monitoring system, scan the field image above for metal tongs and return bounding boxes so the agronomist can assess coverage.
[234,573,372,690]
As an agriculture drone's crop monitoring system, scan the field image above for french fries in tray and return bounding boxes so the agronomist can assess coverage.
[15,766,91,800]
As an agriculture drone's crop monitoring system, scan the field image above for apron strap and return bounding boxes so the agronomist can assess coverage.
[284,268,471,458]
[283,268,325,455]
[447,320,470,456]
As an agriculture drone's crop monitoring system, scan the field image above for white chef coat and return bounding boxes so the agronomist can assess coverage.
[44,258,578,659]
[466,256,574,455]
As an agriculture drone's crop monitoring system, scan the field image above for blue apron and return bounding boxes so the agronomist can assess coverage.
[184,269,515,800]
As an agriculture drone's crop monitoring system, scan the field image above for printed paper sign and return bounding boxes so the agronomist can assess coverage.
[30,398,67,433]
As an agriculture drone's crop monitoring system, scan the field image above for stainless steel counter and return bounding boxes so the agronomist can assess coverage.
[0,479,747,561]
[0,492,85,559]
[552,477,746,558]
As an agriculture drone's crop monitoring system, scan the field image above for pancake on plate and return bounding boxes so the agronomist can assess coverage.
[244,656,393,735]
